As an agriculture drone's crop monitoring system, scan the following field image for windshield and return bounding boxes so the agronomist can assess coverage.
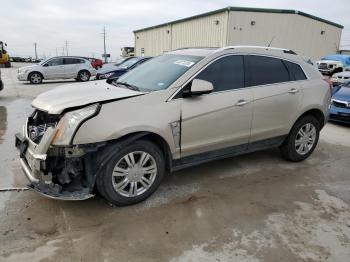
[118,58,140,69]
[115,54,203,91]
[39,57,51,65]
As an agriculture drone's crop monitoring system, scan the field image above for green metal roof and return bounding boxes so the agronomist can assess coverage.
[133,6,344,33]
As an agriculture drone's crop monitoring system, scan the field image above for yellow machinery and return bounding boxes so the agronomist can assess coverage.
[0,41,11,67]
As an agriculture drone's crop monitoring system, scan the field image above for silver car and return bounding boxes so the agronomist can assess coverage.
[15,46,331,205]
[17,56,96,84]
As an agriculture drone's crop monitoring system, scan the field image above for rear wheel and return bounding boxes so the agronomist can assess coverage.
[28,72,43,84]
[77,70,90,82]
[279,115,320,162]
[96,140,165,206]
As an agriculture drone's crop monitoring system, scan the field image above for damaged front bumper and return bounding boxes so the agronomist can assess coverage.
[15,128,96,200]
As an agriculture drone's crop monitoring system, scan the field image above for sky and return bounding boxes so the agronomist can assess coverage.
[2,0,350,60]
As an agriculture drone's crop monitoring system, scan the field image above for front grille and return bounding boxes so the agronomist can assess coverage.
[319,63,328,70]
[27,110,60,143]
[332,100,349,109]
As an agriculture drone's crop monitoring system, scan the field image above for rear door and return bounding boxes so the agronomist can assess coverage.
[42,58,65,79]
[245,55,304,143]
[180,55,253,157]
[64,58,84,78]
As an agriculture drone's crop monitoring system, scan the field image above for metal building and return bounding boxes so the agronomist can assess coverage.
[134,7,343,60]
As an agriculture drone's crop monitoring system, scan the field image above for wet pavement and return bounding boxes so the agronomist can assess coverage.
[0,64,350,261]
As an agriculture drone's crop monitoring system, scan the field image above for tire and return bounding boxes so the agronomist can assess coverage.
[279,115,320,162]
[28,72,43,84]
[96,140,165,206]
[77,70,90,82]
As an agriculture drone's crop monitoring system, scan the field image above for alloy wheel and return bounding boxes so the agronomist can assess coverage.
[30,73,42,84]
[111,151,157,197]
[295,123,317,155]
[80,71,90,81]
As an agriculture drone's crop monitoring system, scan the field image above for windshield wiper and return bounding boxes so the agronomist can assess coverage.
[116,81,140,91]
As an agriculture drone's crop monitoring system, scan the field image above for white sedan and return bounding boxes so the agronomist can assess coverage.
[17,56,96,84]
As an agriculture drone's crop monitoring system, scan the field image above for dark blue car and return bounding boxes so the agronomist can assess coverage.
[330,82,350,124]
[96,57,151,80]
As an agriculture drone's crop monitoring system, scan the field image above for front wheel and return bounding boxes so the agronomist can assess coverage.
[28,72,43,84]
[96,140,165,206]
[279,115,320,162]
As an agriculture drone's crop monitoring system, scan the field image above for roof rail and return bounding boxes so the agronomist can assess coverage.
[172,46,220,51]
[217,45,297,55]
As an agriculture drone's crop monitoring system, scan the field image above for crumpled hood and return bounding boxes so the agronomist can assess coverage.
[32,80,144,114]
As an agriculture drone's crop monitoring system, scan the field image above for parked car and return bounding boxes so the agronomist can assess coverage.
[17,56,96,84]
[15,46,330,205]
[316,54,350,75]
[84,57,103,70]
[0,70,3,91]
[330,82,350,124]
[331,71,350,85]
[96,57,151,80]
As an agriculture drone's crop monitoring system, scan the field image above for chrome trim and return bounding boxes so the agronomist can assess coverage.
[216,45,293,53]
[167,53,309,102]
[20,158,39,183]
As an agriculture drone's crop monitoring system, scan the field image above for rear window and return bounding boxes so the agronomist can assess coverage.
[284,61,307,81]
[245,56,290,87]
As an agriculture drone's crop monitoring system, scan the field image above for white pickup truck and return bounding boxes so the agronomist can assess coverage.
[316,54,350,76]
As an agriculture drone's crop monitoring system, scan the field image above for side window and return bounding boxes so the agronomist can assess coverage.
[195,55,244,92]
[45,58,64,66]
[245,56,290,87]
[284,61,307,81]
[64,58,84,64]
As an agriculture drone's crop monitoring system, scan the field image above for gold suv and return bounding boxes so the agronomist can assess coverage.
[16,46,331,205]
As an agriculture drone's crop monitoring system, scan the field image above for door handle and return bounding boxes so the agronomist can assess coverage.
[235,99,249,106]
[288,88,299,94]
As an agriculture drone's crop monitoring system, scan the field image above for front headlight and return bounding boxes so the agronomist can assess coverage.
[52,104,100,145]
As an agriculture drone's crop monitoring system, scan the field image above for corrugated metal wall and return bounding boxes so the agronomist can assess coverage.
[134,10,342,60]
[135,12,228,56]
[170,12,228,50]
[227,11,342,60]
[135,25,171,57]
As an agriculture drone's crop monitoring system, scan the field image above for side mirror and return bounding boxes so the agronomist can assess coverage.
[190,79,213,96]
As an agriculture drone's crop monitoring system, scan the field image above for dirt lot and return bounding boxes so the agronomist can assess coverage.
[0,63,349,262]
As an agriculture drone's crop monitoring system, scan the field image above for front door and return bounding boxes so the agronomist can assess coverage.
[180,55,253,157]
[42,58,65,79]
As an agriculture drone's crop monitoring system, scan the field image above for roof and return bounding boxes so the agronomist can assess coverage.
[134,6,344,33]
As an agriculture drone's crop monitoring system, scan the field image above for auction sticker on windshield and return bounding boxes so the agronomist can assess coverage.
[174,60,195,67]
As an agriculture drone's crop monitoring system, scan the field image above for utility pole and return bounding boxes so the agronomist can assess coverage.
[34,43,38,60]
[55,47,58,56]
[102,26,107,63]
[65,40,69,56]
